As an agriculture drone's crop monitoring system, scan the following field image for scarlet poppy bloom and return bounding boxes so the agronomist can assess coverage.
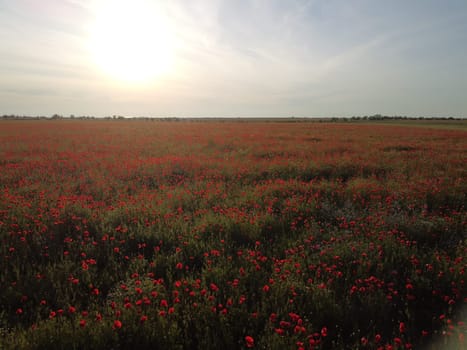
[113,320,122,329]
[79,319,86,328]
[245,335,254,348]
[321,327,328,337]
[399,322,405,333]
[275,328,284,335]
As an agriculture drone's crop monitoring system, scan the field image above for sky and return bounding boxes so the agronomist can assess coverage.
[1,0,467,118]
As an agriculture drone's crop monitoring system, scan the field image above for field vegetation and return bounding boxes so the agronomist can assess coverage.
[0,120,465,349]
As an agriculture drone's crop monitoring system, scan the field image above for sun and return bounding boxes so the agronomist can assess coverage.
[89,0,175,84]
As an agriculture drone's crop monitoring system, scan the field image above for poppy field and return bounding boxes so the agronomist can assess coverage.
[0,120,465,349]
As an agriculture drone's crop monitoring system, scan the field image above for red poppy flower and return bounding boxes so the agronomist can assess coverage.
[399,322,405,333]
[321,327,328,337]
[113,320,122,329]
[245,335,254,348]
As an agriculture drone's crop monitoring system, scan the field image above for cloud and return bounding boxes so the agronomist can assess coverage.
[1,0,466,116]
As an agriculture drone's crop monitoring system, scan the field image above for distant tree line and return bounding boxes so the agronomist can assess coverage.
[347,114,462,121]
[1,114,465,121]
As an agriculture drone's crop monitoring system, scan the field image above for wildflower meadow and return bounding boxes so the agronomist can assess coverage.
[0,120,465,349]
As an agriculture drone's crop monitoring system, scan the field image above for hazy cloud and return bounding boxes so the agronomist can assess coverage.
[1,0,466,117]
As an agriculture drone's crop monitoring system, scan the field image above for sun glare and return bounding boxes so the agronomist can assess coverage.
[89,0,175,84]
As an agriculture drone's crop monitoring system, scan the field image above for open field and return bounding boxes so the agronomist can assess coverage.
[355,119,467,131]
[0,120,465,349]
